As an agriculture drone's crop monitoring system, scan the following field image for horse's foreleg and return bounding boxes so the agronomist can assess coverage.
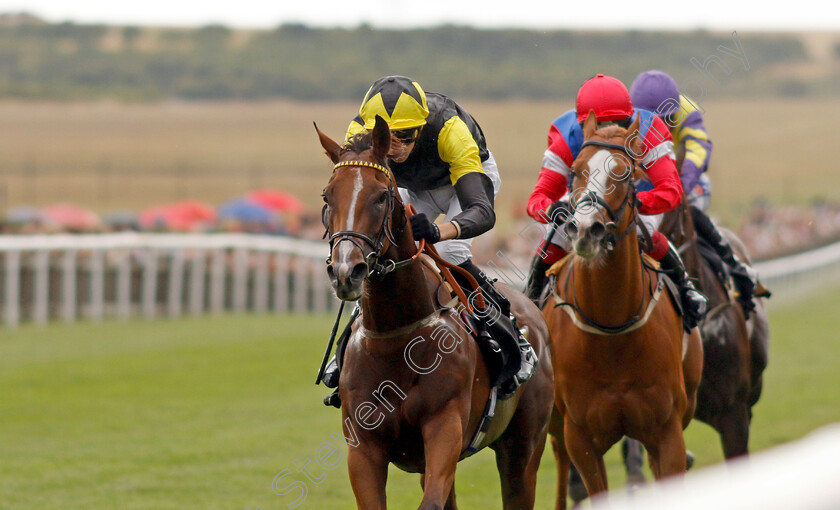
[564,418,608,496]
[644,418,687,480]
[492,423,547,510]
[548,411,570,510]
[348,445,389,510]
[622,437,646,486]
[717,403,751,459]
[682,327,704,428]
[418,406,463,510]
[419,475,458,510]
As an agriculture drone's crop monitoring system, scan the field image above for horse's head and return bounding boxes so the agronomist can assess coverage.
[316,116,404,301]
[566,110,642,261]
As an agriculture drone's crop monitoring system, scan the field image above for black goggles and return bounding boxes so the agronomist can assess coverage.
[392,128,420,143]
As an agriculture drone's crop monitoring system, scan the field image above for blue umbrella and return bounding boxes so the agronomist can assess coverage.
[5,206,42,224]
[217,199,277,223]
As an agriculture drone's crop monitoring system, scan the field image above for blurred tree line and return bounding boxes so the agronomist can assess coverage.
[0,16,827,102]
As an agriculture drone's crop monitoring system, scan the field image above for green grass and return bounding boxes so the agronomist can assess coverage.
[2,286,839,509]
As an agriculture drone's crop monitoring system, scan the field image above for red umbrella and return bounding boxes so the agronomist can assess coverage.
[41,204,101,230]
[247,189,305,214]
[140,200,217,231]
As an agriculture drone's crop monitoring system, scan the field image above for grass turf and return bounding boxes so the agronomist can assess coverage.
[2,286,839,509]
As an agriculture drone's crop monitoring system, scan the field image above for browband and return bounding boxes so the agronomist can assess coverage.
[333,160,392,179]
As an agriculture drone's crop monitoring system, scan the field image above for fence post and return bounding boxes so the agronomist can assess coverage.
[293,257,307,314]
[168,248,185,318]
[142,248,158,319]
[33,249,49,325]
[61,249,77,322]
[117,249,132,320]
[253,250,269,313]
[312,258,328,314]
[89,249,105,322]
[4,250,21,328]
[189,249,206,316]
[232,247,248,313]
[273,253,289,314]
[210,248,225,314]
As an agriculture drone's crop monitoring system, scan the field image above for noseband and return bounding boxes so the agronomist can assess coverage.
[570,139,639,251]
[324,160,411,277]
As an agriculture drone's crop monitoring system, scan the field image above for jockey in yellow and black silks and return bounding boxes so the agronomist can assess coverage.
[321,75,536,408]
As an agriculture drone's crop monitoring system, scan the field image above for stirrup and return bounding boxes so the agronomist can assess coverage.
[499,323,537,397]
[323,388,341,408]
[322,356,340,389]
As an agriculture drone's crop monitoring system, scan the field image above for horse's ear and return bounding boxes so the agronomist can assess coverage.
[314,122,341,164]
[626,114,643,158]
[582,110,597,139]
[371,115,391,162]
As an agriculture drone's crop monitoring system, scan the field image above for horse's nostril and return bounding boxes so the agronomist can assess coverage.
[349,263,368,282]
[590,221,606,240]
[326,264,337,282]
[566,221,579,238]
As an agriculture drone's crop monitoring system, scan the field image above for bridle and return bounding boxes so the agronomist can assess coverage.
[323,160,415,277]
[554,138,665,336]
[569,139,640,252]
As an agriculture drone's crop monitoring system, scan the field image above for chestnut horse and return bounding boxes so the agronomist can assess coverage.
[658,200,770,458]
[316,116,554,510]
[544,112,703,508]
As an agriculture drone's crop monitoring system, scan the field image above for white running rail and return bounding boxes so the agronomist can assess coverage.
[2,233,840,328]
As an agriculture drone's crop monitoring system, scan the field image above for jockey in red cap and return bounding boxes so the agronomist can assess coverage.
[524,74,707,330]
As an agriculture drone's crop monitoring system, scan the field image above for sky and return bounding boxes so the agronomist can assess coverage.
[0,0,837,31]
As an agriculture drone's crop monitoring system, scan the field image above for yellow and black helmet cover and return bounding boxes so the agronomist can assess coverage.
[359,76,429,131]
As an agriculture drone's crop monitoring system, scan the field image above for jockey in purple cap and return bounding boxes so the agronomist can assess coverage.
[630,70,768,314]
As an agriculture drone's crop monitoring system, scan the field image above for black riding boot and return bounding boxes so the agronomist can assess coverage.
[456,260,538,396]
[524,254,552,307]
[320,305,360,408]
[690,206,762,314]
[659,241,708,331]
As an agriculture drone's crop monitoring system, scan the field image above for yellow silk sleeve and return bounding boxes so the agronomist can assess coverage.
[437,116,485,185]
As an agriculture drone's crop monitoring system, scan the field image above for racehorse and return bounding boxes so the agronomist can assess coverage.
[316,115,555,510]
[657,199,770,458]
[544,112,703,508]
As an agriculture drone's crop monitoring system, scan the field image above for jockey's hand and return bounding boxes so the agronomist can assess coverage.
[546,201,572,225]
[409,213,441,243]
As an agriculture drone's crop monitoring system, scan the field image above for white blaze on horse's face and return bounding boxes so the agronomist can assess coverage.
[570,148,618,260]
[329,167,368,301]
[572,149,615,229]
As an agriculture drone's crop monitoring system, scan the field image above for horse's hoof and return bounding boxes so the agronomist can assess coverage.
[569,481,589,503]
[686,450,695,471]
[626,472,646,488]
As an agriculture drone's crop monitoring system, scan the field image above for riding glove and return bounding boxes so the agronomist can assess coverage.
[409,213,441,243]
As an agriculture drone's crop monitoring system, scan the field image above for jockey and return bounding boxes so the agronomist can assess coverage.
[322,75,537,407]
[524,74,708,331]
[629,69,763,313]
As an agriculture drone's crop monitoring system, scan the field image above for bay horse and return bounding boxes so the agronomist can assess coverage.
[315,115,554,510]
[657,199,770,458]
[544,112,703,508]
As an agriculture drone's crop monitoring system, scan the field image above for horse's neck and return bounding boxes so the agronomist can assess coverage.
[360,228,437,334]
[573,229,646,321]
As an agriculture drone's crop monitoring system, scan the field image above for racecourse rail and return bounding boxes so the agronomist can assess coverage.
[1,232,839,328]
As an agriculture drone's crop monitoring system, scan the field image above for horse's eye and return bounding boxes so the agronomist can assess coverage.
[377,191,389,204]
